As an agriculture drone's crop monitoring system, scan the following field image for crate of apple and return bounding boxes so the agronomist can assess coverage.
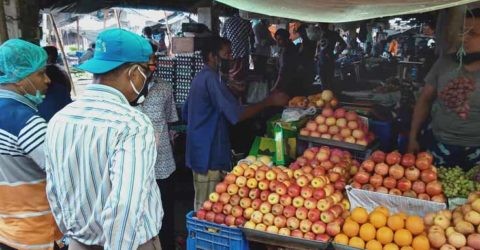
[350,150,446,202]
[299,108,375,148]
[195,158,351,243]
[424,192,480,249]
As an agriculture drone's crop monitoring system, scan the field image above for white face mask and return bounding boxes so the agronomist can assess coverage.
[128,65,148,106]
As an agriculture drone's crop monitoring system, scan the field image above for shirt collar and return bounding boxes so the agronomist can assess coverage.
[83,84,129,105]
[0,89,38,111]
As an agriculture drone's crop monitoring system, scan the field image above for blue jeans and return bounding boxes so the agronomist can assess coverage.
[427,137,480,171]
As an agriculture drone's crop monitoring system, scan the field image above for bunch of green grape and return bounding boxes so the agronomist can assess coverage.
[438,166,479,198]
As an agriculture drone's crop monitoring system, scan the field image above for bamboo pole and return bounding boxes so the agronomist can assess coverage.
[163,11,173,56]
[48,13,77,96]
[0,1,9,43]
[114,9,121,28]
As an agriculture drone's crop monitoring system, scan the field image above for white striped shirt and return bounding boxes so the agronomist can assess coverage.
[44,84,163,249]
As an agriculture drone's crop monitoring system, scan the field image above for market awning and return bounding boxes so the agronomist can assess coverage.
[216,0,480,23]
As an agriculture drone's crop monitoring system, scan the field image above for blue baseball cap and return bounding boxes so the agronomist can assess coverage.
[77,28,153,74]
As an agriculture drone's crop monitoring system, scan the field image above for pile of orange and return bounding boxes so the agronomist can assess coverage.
[333,206,429,250]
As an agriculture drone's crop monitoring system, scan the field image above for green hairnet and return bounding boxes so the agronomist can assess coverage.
[0,39,47,84]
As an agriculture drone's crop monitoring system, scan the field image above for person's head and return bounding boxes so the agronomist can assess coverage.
[463,8,480,54]
[43,46,58,64]
[297,24,308,39]
[77,28,154,106]
[142,26,153,38]
[0,39,51,105]
[319,23,329,31]
[201,36,232,69]
[422,21,435,36]
[275,28,291,47]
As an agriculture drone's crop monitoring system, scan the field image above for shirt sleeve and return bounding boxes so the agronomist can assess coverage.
[424,57,444,88]
[206,74,243,125]
[18,115,47,170]
[102,124,158,250]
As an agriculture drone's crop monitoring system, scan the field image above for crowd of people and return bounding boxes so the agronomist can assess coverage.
[0,7,479,250]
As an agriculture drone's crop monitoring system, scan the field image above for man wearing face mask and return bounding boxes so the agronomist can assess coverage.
[44,29,163,249]
[183,37,289,210]
[0,39,62,249]
[408,8,480,170]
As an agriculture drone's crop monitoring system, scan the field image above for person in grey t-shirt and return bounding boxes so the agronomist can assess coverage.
[408,8,480,170]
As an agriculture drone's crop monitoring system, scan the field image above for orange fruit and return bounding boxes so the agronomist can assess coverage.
[365,239,383,250]
[349,236,365,249]
[411,235,430,250]
[387,214,405,231]
[394,229,413,247]
[405,216,424,235]
[383,243,399,250]
[351,207,369,224]
[343,220,360,237]
[334,234,349,245]
[359,223,376,242]
[369,211,387,228]
[376,226,394,244]
[374,206,390,217]
[396,212,408,220]
[400,247,414,250]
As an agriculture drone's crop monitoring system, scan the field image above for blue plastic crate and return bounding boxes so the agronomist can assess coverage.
[369,119,393,152]
[186,211,249,250]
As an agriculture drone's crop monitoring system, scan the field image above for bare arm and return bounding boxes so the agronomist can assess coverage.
[407,84,436,152]
[239,92,289,122]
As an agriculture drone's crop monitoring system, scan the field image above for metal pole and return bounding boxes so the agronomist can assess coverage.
[163,11,173,55]
[76,18,80,50]
[114,9,121,28]
[0,1,9,42]
[49,13,77,96]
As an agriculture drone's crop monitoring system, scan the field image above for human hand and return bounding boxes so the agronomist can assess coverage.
[265,91,289,107]
[407,138,420,154]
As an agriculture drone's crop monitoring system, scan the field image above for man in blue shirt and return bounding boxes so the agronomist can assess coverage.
[183,36,289,210]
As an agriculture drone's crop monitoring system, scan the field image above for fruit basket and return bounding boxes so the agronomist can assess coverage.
[241,227,330,250]
[186,211,249,250]
[331,242,363,250]
[346,186,447,217]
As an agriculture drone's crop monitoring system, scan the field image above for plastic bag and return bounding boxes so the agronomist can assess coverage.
[281,106,317,122]
[246,80,268,104]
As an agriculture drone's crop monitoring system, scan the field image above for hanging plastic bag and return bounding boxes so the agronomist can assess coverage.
[246,80,268,104]
[281,106,317,122]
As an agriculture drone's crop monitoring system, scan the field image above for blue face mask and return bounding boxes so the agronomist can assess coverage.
[22,77,45,105]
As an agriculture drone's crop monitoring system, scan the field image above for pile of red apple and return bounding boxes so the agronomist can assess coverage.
[195,147,354,242]
[351,150,446,202]
[299,108,375,146]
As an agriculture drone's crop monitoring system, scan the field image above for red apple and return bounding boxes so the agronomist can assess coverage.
[403,190,417,198]
[255,170,266,181]
[235,176,247,187]
[361,159,375,173]
[262,213,275,226]
[196,209,207,220]
[371,150,386,163]
[405,166,420,181]
[239,197,252,209]
[412,180,426,194]
[214,213,226,224]
[362,184,375,191]
[326,221,341,237]
[389,164,405,180]
[224,174,237,184]
[324,184,335,197]
[260,202,272,214]
[426,181,443,196]
[227,184,239,195]
[397,178,412,192]
[401,153,416,167]
[383,176,397,189]
[304,231,315,240]
[280,194,292,206]
[260,190,270,201]
[386,151,402,165]
[375,162,390,176]
[225,214,236,226]
[212,202,223,214]
[351,181,362,189]
[306,121,318,132]
[328,172,341,182]
[287,217,300,230]
[203,200,213,211]
[246,178,258,189]
[231,205,243,217]
[272,204,284,216]
[334,180,346,190]
[291,229,303,238]
[345,111,358,121]
[278,227,291,236]
[229,195,240,206]
[249,189,261,200]
[313,188,326,200]
[215,182,228,194]
[222,203,233,215]
[301,186,314,199]
[235,216,246,226]
[354,171,370,184]
[274,215,287,228]
[296,176,309,187]
[244,168,255,178]
[307,209,321,223]
[370,174,384,188]
[415,157,431,171]
[283,205,296,218]
[417,152,433,165]
[376,186,389,194]
[389,188,402,196]
[315,233,331,242]
[329,204,344,218]
[431,194,446,203]
[300,219,313,233]
[311,220,327,234]
[258,180,270,191]
[296,207,308,220]
[287,184,301,197]
[320,210,335,223]
[238,186,250,198]
[315,115,326,125]
[347,121,359,130]
[322,108,334,117]
[418,193,430,200]
[312,167,326,178]
[421,169,437,183]
[268,180,279,192]
[205,211,215,222]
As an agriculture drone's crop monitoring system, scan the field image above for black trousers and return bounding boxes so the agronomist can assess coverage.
[157,173,175,250]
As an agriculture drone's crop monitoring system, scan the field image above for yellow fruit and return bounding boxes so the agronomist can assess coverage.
[360,223,377,242]
[366,239,383,250]
[396,212,408,220]
[351,207,369,224]
[394,229,413,247]
[411,235,430,250]
[387,215,405,231]
[334,233,349,245]
[376,226,394,244]
[343,220,360,237]
[374,206,390,217]
[405,216,425,235]
[400,247,414,250]
[383,243,399,250]
[349,236,365,249]
[369,211,387,228]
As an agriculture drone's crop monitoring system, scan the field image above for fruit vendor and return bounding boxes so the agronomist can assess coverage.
[0,39,62,249]
[183,36,289,210]
[408,8,480,170]
[44,29,163,249]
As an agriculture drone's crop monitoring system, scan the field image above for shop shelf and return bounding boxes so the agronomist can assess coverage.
[186,211,249,250]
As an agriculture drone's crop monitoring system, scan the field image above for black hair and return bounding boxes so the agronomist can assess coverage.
[143,26,153,36]
[275,29,290,40]
[201,36,231,63]
[297,24,308,37]
[43,46,58,63]
[90,42,96,49]
[467,8,480,18]
[149,41,158,52]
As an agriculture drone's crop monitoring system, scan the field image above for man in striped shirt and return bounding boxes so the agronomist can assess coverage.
[44,29,163,249]
[0,39,62,249]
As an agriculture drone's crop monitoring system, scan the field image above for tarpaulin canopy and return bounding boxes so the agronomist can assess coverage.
[216,0,480,23]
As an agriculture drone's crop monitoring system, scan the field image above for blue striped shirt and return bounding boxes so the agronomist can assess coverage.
[44,84,163,249]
